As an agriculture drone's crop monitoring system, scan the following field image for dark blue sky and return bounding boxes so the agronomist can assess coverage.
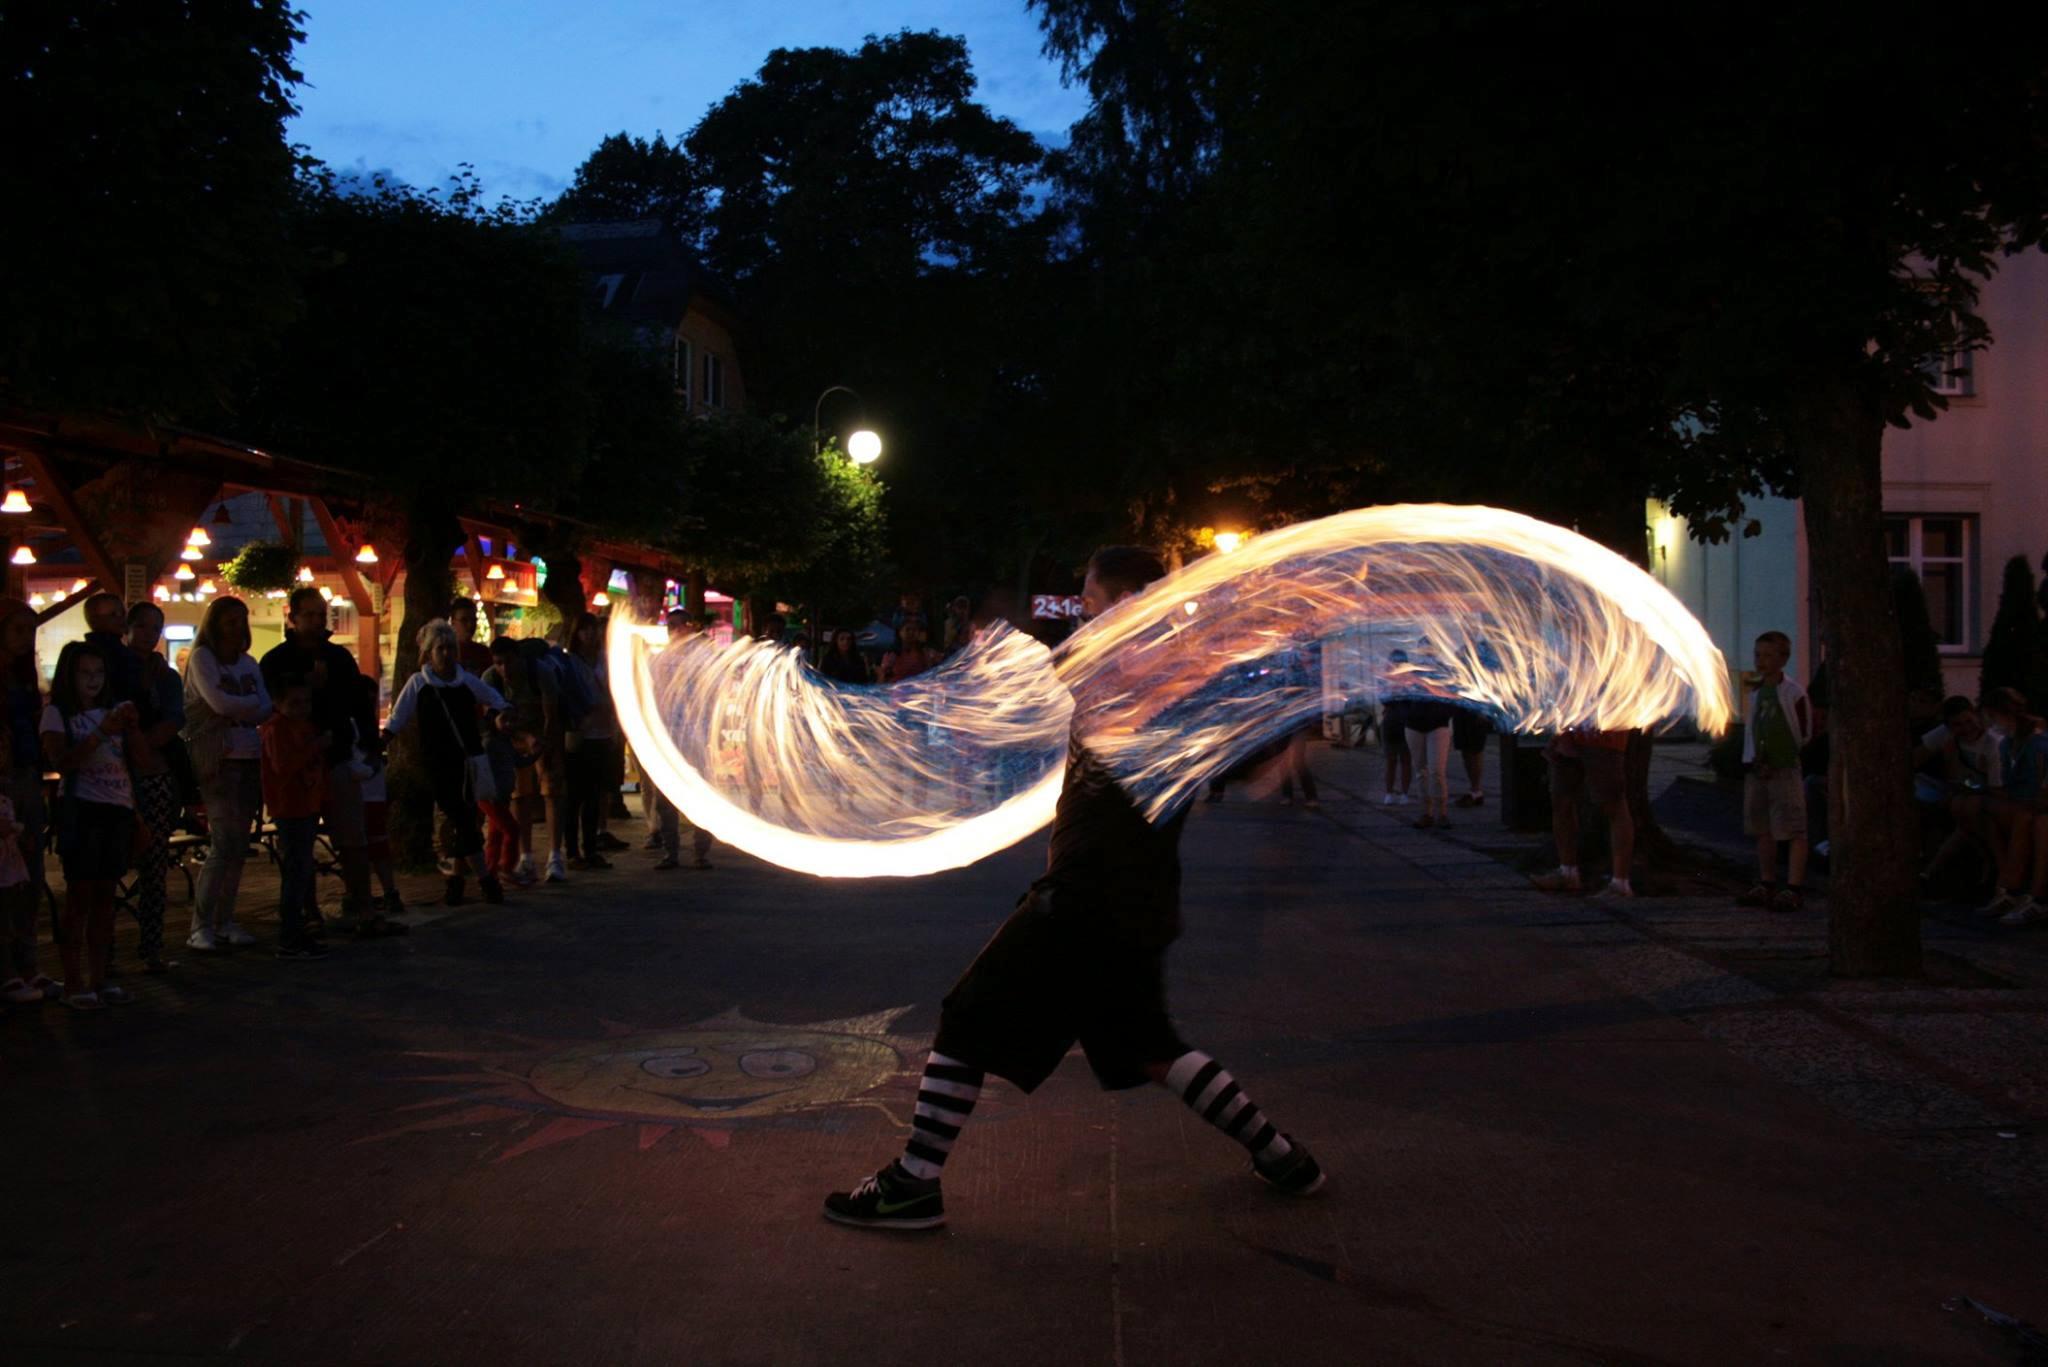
[288,0,1088,201]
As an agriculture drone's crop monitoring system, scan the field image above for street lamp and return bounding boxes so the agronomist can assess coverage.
[813,384,882,463]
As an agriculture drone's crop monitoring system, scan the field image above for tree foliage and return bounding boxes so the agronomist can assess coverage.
[546,132,701,239]
[1981,555,2048,705]
[1891,567,1945,701]
[0,0,307,417]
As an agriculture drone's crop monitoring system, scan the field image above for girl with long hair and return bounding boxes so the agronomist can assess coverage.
[42,640,140,1008]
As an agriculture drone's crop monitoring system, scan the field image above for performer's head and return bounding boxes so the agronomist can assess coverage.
[1081,545,1166,620]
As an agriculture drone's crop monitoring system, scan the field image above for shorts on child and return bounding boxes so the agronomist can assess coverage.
[1744,769,1807,840]
[60,799,135,882]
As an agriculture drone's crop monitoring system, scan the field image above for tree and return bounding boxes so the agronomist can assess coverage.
[1892,568,1944,702]
[0,0,306,417]
[681,31,1053,595]
[1981,555,2048,705]
[239,171,593,684]
[545,133,702,239]
[1033,0,2048,976]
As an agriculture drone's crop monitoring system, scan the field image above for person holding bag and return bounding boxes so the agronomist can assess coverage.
[182,596,272,952]
[384,619,508,908]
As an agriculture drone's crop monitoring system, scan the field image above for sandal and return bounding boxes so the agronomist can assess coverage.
[63,992,104,1011]
[99,984,133,1005]
[28,974,63,1000]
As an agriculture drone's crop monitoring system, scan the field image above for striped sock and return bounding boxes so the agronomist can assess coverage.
[901,1051,983,1180]
[1164,1051,1293,1165]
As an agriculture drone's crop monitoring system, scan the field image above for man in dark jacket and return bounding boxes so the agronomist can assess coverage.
[261,587,387,932]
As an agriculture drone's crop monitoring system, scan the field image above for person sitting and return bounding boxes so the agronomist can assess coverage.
[1915,695,2003,890]
[1975,688,2048,925]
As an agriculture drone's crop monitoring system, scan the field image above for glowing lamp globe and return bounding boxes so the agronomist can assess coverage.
[1212,531,1244,554]
[198,580,217,596]
[174,564,195,581]
[298,566,315,583]
[591,593,609,609]
[152,584,171,603]
[486,563,506,581]
[187,526,211,547]
[847,429,883,465]
[8,546,33,566]
[355,544,379,564]
[180,545,203,561]
[0,489,30,515]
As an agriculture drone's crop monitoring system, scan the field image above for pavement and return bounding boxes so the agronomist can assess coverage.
[7,742,2048,1365]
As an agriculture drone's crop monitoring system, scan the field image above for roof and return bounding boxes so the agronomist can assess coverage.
[554,220,740,331]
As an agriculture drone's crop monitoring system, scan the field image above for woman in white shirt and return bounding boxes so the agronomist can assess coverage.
[181,597,273,952]
[41,640,140,1010]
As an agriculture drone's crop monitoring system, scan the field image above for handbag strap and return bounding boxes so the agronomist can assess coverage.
[429,677,483,757]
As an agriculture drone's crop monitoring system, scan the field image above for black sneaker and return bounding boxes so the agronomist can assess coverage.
[1252,1136,1327,1196]
[823,1160,946,1231]
[276,942,329,961]
[444,875,467,907]
[479,874,506,905]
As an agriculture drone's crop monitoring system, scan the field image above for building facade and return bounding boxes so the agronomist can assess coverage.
[1652,247,2048,699]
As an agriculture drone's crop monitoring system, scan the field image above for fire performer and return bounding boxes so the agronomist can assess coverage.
[824,547,1326,1231]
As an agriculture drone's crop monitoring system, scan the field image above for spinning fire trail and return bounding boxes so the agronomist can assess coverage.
[609,505,1732,878]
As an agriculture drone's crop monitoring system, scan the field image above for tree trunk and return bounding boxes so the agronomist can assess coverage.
[1797,378,1922,977]
[388,499,464,868]
[541,548,585,626]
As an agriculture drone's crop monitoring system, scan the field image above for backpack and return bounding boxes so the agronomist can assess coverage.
[519,639,596,729]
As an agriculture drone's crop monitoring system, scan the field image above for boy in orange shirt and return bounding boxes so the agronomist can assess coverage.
[262,677,329,960]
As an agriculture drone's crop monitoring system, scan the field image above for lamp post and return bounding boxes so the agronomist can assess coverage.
[813,385,882,464]
[811,385,884,653]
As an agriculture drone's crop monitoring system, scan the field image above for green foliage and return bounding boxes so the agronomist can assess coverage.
[240,170,590,505]
[1028,1,2048,543]
[218,541,301,594]
[545,132,701,238]
[679,31,1054,589]
[1981,554,2048,705]
[0,0,307,418]
[670,415,887,591]
[1892,567,1945,699]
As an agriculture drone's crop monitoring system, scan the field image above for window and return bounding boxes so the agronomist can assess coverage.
[1923,347,1975,397]
[1885,514,1976,651]
[673,336,692,403]
[701,351,725,410]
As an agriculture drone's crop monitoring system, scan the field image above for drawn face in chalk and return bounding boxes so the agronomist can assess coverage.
[525,1029,903,1120]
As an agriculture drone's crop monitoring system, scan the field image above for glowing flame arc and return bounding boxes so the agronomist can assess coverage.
[610,504,1730,878]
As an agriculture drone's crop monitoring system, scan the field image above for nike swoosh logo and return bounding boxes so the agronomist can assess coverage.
[875,1194,937,1215]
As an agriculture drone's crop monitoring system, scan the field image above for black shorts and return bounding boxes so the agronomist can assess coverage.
[60,799,134,882]
[1452,707,1494,753]
[1406,700,1455,732]
[933,886,1187,1094]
